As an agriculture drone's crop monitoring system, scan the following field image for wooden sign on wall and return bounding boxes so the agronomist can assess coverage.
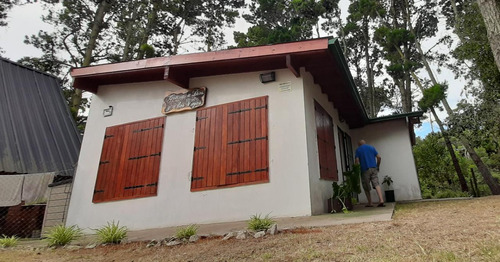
[161,87,207,115]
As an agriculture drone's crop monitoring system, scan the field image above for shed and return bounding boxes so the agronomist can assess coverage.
[67,38,422,231]
[0,58,81,236]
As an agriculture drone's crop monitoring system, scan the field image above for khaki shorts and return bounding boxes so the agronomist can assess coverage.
[362,168,380,191]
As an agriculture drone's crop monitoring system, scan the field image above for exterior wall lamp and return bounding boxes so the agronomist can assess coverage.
[260,72,276,83]
[103,106,113,117]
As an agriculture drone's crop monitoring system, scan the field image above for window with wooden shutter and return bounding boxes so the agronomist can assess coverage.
[314,101,338,181]
[93,117,165,203]
[191,96,269,191]
[338,128,354,172]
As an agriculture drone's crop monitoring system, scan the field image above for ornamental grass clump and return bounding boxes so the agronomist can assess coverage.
[0,235,18,248]
[45,225,83,247]
[248,214,275,232]
[95,221,128,244]
[175,224,198,240]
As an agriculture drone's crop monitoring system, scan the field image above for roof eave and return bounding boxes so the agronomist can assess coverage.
[367,111,424,125]
[70,38,332,92]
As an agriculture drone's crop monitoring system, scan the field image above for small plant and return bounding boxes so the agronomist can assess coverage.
[95,221,128,244]
[382,175,393,188]
[248,214,275,231]
[332,182,350,213]
[45,225,83,247]
[175,224,198,239]
[0,235,18,248]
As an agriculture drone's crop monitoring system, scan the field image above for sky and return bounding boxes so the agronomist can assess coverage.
[0,1,465,139]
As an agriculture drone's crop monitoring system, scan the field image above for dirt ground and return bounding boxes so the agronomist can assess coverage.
[1,196,499,262]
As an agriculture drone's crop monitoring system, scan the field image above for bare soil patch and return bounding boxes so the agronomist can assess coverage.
[1,196,499,262]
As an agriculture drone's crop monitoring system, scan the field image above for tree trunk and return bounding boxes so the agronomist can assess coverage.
[403,0,500,194]
[409,70,469,192]
[71,0,110,116]
[410,24,500,195]
[362,18,374,117]
[122,5,140,62]
[137,0,159,60]
[430,110,469,192]
[460,137,500,194]
[477,0,500,73]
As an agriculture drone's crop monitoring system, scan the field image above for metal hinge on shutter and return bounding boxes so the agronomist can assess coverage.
[191,177,204,181]
[255,105,267,110]
[196,116,208,121]
[124,185,144,190]
[93,190,104,194]
[99,160,110,165]
[194,146,206,151]
[227,170,252,176]
[128,152,161,160]
[124,182,157,190]
[133,124,164,133]
[226,168,268,176]
[228,108,252,114]
[228,139,252,145]
[227,136,267,145]
[104,134,114,139]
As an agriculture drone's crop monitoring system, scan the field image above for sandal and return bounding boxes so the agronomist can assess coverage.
[377,203,385,207]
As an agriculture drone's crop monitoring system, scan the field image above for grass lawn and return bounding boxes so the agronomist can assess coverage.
[1,196,499,261]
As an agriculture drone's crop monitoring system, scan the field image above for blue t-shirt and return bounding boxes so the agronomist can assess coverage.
[355,144,379,172]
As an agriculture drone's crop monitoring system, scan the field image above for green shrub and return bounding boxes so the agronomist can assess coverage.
[45,225,83,247]
[435,189,470,199]
[95,221,127,244]
[175,224,198,239]
[248,214,275,232]
[421,187,433,199]
[0,235,18,248]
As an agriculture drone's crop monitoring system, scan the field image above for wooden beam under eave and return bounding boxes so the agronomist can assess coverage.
[164,66,189,89]
[286,54,300,77]
[73,78,98,93]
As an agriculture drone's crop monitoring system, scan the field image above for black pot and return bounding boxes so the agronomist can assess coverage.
[327,197,353,213]
[385,190,395,203]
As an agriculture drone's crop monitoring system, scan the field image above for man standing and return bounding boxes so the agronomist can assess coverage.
[355,140,385,207]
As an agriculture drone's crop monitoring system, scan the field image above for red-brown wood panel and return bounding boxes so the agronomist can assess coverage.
[191,110,204,189]
[104,125,124,201]
[255,98,263,182]
[314,101,338,181]
[115,123,131,199]
[220,105,228,185]
[93,117,164,203]
[191,96,269,191]
[225,103,235,186]
[249,98,256,182]
[229,101,240,185]
[150,117,164,195]
[261,96,269,181]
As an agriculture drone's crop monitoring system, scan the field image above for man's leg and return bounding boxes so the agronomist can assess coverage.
[370,169,384,206]
[364,190,372,206]
[362,170,373,206]
[375,185,384,205]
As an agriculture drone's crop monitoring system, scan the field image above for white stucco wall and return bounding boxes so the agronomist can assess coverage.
[350,120,422,202]
[66,69,314,232]
[301,68,351,215]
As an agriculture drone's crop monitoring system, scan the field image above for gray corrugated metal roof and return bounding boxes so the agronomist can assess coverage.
[0,57,81,176]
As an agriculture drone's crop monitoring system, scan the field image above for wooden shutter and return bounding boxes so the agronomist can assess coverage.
[93,117,165,203]
[191,96,269,191]
[314,101,338,181]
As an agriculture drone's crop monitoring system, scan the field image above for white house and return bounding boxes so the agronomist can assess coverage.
[66,38,422,231]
